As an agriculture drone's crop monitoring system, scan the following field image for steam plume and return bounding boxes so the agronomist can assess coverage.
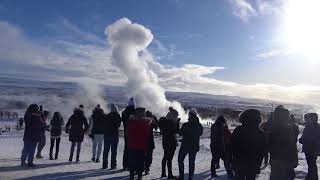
[105,18,187,119]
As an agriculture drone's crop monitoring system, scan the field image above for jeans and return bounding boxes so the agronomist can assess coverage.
[36,134,46,156]
[21,140,37,164]
[162,146,176,176]
[103,136,119,168]
[305,153,318,180]
[70,142,81,161]
[92,134,104,160]
[50,138,61,159]
[145,150,153,171]
[178,147,197,179]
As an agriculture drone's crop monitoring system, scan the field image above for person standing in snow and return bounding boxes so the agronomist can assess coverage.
[176,110,203,180]
[65,107,89,162]
[121,98,136,170]
[299,113,320,180]
[259,113,273,166]
[269,106,298,180]
[210,116,233,178]
[102,104,122,169]
[158,107,180,178]
[88,105,105,163]
[36,110,50,159]
[144,111,158,175]
[21,104,42,167]
[49,112,64,160]
[127,107,152,180]
[231,109,266,180]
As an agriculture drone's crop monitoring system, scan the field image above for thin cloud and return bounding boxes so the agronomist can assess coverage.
[256,49,293,59]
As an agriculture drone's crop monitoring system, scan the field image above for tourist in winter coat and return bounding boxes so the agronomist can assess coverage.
[88,106,106,163]
[259,114,273,165]
[127,107,152,180]
[144,111,158,175]
[177,110,203,180]
[65,108,89,162]
[269,106,298,180]
[231,109,266,180]
[49,112,64,160]
[21,104,43,167]
[210,116,233,178]
[299,113,320,180]
[289,114,300,143]
[36,110,50,159]
[158,107,180,178]
[103,104,122,169]
[121,98,136,170]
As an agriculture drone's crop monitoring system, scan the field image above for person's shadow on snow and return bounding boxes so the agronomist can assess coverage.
[0,161,90,172]
[15,169,127,180]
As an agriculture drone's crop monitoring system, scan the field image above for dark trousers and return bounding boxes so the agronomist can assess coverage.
[21,140,37,164]
[162,146,176,176]
[234,169,256,180]
[70,142,81,161]
[36,134,46,156]
[145,149,153,171]
[306,153,318,180]
[49,138,61,159]
[178,147,197,179]
[123,135,128,169]
[211,148,232,177]
[103,136,119,168]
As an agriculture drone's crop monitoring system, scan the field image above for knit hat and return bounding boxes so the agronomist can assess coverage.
[128,98,136,107]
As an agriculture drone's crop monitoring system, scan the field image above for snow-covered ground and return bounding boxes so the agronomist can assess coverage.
[0,127,313,180]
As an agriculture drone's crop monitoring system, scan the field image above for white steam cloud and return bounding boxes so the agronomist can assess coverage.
[105,18,187,119]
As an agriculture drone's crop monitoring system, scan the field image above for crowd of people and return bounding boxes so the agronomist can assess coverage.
[20,98,320,180]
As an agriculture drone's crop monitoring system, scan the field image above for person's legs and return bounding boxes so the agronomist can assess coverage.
[123,135,128,169]
[167,147,176,177]
[76,142,81,161]
[210,148,219,177]
[111,137,119,168]
[178,147,188,179]
[49,138,55,159]
[27,142,37,165]
[145,150,153,173]
[306,153,318,180]
[161,148,168,177]
[92,135,98,160]
[103,138,111,169]
[69,142,76,161]
[36,134,45,158]
[96,134,104,161]
[55,138,61,159]
[21,141,30,165]
[188,151,197,179]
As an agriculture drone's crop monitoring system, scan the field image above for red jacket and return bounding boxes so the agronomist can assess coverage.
[127,115,151,151]
[224,125,232,145]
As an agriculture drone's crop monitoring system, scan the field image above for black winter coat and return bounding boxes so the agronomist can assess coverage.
[122,106,135,131]
[210,122,225,155]
[23,112,42,143]
[158,117,179,150]
[231,125,266,173]
[299,123,320,155]
[269,124,298,166]
[50,116,64,137]
[91,110,106,135]
[148,116,158,150]
[104,112,122,138]
[66,109,89,142]
[179,116,203,152]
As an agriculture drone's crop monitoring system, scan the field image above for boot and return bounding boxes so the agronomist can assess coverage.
[167,161,174,178]
[76,155,80,163]
[102,162,108,169]
[161,159,167,178]
[130,171,135,180]
[69,153,73,162]
[55,153,58,160]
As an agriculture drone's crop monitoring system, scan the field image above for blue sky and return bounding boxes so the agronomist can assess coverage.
[0,0,320,104]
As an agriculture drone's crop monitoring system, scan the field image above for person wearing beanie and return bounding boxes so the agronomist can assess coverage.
[121,98,136,170]
[176,110,203,180]
[269,106,298,180]
[102,104,122,169]
[231,109,266,180]
[299,113,320,180]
